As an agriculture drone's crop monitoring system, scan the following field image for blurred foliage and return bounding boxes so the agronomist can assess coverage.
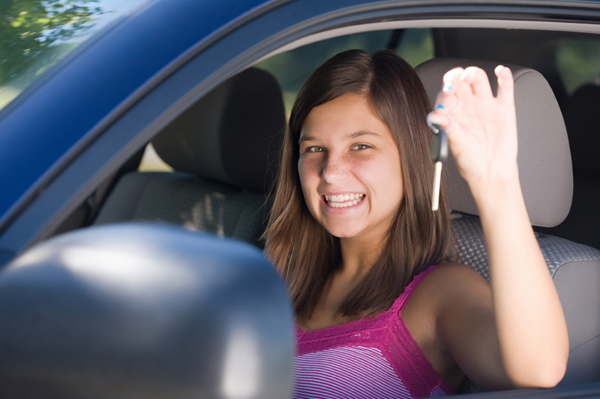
[257,30,395,95]
[396,28,433,68]
[556,39,600,95]
[0,0,104,100]
[256,28,434,117]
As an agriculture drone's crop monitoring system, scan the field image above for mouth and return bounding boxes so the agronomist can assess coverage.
[323,193,366,208]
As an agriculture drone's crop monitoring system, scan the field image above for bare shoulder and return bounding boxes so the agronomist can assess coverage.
[402,263,492,386]
[408,263,491,314]
[421,263,487,290]
[427,262,481,278]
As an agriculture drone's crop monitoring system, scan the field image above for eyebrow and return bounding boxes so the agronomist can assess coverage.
[347,130,382,139]
[298,130,382,143]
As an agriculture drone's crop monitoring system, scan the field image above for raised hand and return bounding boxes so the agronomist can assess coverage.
[427,66,518,195]
[426,65,569,388]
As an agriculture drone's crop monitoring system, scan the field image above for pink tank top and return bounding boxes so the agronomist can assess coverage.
[295,265,456,399]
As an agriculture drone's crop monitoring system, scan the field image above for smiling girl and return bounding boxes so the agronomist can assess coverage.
[263,49,568,397]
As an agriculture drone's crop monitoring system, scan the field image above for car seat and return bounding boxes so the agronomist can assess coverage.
[93,67,285,248]
[416,59,600,388]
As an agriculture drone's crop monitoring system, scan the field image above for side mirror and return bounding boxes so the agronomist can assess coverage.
[0,223,294,398]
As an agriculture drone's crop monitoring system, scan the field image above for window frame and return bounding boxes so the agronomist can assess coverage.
[2,1,600,257]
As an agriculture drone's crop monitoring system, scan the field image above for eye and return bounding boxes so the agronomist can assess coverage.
[352,144,371,150]
[306,146,325,153]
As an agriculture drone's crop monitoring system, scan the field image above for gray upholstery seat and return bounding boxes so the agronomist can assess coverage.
[416,59,600,388]
[94,67,285,248]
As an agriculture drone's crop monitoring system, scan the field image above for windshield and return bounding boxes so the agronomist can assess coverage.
[0,0,150,111]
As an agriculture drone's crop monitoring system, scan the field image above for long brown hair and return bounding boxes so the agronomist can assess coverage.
[263,49,453,321]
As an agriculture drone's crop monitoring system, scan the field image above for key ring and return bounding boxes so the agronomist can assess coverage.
[427,113,440,134]
[426,113,452,135]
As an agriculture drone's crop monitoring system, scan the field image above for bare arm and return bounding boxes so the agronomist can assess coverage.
[428,66,569,389]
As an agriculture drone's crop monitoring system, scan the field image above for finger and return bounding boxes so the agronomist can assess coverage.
[434,67,463,112]
[455,71,474,103]
[495,65,514,104]
[442,67,464,91]
[427,111,452,133]
[447,67,479,106]
[461,67,494,98]
[433,89,458,113]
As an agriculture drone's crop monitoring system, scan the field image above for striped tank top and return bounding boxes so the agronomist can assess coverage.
[295,265,455,399]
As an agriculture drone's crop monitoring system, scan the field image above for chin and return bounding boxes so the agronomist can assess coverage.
[323,224,363,239]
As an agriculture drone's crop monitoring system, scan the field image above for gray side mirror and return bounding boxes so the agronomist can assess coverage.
[0,223,294,398]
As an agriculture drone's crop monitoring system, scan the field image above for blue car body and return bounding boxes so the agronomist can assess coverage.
[3,0,600,396]
[4,0,600,260]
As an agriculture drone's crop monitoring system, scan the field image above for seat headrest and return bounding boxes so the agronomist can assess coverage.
[416,58,573,227]
[152,68,285,193]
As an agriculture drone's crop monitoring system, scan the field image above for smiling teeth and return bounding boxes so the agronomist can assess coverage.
[324,193,365,207]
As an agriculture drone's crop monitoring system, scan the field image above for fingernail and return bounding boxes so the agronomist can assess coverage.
[436,104,445,110]
[461,70,474,81]
[443,84,453,92]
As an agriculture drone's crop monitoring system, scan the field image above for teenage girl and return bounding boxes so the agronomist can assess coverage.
[263,49,568,398]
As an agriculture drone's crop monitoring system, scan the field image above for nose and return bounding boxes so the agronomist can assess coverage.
[322,153,348,183]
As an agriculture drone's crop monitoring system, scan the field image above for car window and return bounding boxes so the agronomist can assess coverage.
[556,38,600,95]
[395,28,434,69]
[138,28,434,172]
[255,28,434,118]
[138,142,173,172]
[0,0,151,111]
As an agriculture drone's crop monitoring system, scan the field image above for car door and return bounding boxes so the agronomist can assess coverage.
[3,0,600,397]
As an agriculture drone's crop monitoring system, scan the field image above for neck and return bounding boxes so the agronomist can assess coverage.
[338,233,386,280]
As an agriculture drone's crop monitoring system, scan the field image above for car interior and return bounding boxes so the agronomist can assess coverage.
[48,26,600,392]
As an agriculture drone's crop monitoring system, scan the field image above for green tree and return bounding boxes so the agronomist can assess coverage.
[0,0,103,87]
[556,39,600,95]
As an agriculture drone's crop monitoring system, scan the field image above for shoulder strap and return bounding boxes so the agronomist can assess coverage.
[391,264,439,311]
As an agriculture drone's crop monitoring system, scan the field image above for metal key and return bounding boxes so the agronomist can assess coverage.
[428,121,449,211]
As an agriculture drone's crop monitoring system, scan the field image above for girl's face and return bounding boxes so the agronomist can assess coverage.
[298,94,403,242]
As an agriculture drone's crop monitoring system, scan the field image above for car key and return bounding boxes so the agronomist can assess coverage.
[428,120,449,211]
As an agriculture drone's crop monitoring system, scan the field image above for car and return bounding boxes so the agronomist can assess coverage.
[1,0,600,397]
